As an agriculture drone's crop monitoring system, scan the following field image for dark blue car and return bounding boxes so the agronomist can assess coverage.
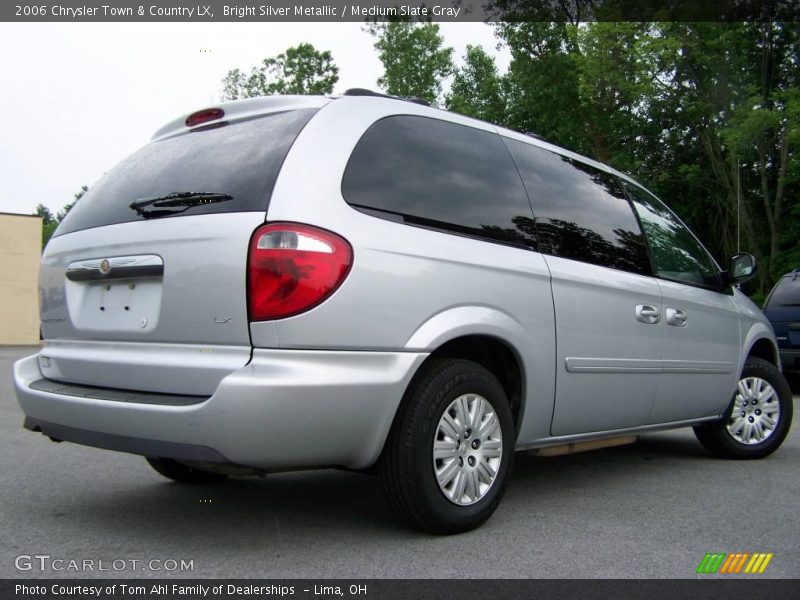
[764,269,800,370]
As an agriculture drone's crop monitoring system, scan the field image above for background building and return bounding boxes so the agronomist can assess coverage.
[0,213,41,345]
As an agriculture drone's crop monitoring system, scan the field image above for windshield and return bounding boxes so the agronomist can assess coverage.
[55,108,318,236]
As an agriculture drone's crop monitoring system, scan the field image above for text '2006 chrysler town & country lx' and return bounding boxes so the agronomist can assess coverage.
[14,91,793,534]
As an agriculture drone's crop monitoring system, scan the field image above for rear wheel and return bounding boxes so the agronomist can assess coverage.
[694,357,793,459]
[145,457,229,484]
[381,359,514,534]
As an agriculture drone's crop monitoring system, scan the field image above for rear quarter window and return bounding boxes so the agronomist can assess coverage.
[341,115,535,247]
[55,109,318,236]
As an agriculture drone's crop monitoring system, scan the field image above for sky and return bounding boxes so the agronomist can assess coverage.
[0,22,510,217]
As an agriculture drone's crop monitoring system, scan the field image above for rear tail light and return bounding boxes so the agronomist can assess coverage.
[248,223,353,321]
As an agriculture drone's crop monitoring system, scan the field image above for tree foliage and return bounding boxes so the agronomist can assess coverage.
[368,21,453,104]
[445,45,506,124]
[35,185,87,249]
[221,43,339,100]
[34,204,57,249]
[481,19,799,296]
[640,23,799,293]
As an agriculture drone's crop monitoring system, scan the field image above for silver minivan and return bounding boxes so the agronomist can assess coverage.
[14,91,793,534]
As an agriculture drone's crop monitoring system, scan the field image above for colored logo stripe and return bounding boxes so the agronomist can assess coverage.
[745,553,773,574]
[697,552,773,574]
[697,553,726,574]
[719,553,749,573]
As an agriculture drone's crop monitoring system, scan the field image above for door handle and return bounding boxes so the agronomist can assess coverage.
[635,304,661,324]
[666,307,688,327]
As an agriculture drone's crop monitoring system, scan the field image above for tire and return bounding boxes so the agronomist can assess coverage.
[146,457,229,484]
[381,359,514,534]
[694,357,793,459]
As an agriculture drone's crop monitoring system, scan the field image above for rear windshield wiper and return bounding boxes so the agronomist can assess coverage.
[130,192,233,218]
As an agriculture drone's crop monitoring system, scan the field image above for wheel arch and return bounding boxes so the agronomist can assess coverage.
[364,333,526,475]
[747,337,779,367]
[741,319,781,375]
[435,335,524,430]
[403,332,527,436]
[404,306,532,425]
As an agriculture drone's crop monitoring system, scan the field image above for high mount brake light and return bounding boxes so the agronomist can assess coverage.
[185,108,225,128]
[248,223,353,321]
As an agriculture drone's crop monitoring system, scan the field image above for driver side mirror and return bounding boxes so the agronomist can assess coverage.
[727,253,757,285]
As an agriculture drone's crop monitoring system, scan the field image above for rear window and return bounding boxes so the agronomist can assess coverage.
[766,274,800,307]
[55,109,318,236]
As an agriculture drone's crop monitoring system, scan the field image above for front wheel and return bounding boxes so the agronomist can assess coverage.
[694,357,793,459]
[381,359,514,534]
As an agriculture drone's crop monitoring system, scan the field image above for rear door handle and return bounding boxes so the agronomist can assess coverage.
[666,307,688,327]
[635,304,661,324]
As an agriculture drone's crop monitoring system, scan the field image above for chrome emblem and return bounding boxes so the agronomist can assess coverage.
[99,259,111,275]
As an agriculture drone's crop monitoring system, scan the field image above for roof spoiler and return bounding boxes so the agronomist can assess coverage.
[343,88,430,107]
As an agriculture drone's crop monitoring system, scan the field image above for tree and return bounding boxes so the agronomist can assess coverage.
[35,185,88,249]
[221,43,339,100]
[34,204,57,248]
[641,23,800,292]
[718,26,800,283]
[497,21,657,170]
[445,45,506,124]
[34,204,54,224]
[368,21,453,104]
[490,14,799,296]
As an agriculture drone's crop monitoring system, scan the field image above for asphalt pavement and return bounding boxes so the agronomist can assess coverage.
[2,346,798,579]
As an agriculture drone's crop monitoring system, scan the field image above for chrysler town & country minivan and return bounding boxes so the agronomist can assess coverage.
[14,91,792,533]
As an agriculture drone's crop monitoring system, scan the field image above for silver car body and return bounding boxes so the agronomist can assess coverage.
[13,94,780,470]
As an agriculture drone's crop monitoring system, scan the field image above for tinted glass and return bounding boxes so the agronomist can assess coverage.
[623,182,720,289]
[504,139,650,275]
[342,116,535,247]
[56,109,318,236]
[766,274,800,307]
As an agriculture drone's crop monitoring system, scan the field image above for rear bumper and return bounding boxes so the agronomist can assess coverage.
[14,349,427,470]
[23,417,228,463]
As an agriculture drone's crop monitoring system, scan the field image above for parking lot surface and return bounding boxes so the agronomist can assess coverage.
[2,346,798,578]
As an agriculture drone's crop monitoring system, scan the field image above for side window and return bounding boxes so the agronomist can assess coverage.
[504,138,651,276]
[341,115,535,247]
[623,182,720,289]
